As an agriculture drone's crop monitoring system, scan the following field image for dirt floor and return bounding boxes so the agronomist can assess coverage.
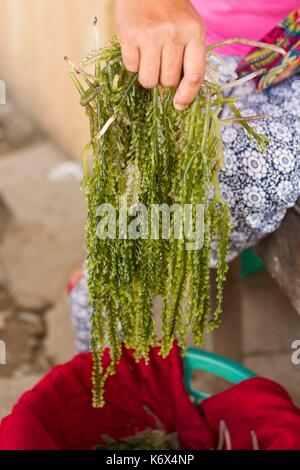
[191,271,300,405]
[0,102,300,419]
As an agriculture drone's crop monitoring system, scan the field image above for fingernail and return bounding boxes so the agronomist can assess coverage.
[174,102,187,111]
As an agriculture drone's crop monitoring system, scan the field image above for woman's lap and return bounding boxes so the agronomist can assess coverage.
[70,67,300,351]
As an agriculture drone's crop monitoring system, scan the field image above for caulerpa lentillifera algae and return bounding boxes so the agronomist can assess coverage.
[67,36,284,407]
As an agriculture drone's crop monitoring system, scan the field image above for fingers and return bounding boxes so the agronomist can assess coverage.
[120,35,205,110]
[160,42,184,88]
[121,41,162,89]
[138,43,162,89]
[174,39,205,110]
[121,43,140,73]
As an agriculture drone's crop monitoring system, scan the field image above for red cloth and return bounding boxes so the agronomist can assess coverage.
[1,344,300,450]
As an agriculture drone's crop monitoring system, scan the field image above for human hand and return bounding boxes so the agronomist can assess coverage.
[116,0,206,110]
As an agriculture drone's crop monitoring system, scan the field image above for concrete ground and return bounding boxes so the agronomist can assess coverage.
[191,271,300,406]
[0,102,300,420]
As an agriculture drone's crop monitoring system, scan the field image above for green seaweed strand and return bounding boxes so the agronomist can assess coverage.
[69,39,266,407]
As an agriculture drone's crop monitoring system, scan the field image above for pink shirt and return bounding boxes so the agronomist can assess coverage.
[190,0,300,55]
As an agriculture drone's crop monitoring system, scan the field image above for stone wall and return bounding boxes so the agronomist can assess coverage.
[0,100,86,417]
[0,0,116,161]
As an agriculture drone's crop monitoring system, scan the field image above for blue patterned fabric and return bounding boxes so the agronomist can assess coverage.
[70,58,300,352]
[217,57,300,263]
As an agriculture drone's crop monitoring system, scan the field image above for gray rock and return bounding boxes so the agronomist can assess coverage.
[44,294,76,365]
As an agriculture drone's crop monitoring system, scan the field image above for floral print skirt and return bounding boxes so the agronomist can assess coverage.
[218,57,300,262]
[69,58,300,352]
